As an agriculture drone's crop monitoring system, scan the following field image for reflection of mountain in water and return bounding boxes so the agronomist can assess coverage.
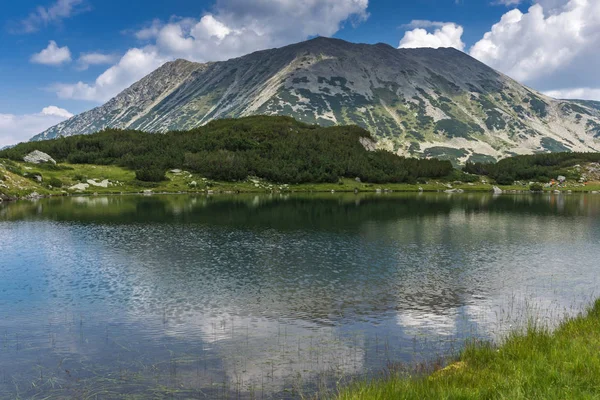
[3,193,598,325]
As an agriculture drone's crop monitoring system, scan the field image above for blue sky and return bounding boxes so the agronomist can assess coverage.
[1,0,599,146]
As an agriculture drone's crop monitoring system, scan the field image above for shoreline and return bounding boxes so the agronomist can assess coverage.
[3,186,600,203]
[2,159,600,202]
[337,298,600,399]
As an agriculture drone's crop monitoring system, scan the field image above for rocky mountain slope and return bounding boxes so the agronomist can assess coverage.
[33,37,600,164]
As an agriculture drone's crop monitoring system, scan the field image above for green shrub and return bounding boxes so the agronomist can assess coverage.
[530,183,544,192]
[47,177,63,188]
[495,174,515,185]
[135,168,166,182]
[446,169,479,183]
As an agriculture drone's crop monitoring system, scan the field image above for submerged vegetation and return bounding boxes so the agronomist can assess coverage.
[0,116,452,184]
[338,298,600,400]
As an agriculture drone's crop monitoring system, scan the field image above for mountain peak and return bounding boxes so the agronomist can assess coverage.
[33,38,600,164]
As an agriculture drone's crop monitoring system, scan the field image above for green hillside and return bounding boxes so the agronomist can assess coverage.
[1,116,452,184]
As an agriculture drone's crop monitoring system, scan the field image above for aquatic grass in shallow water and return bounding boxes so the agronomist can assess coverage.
[336,299,600,399]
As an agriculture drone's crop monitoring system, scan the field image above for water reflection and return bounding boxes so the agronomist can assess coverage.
[0,193,599,398]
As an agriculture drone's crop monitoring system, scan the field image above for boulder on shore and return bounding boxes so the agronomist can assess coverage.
[492,186,503,195]
[87,179,110,188]
[69,183,90,191]
[23,150,56,165]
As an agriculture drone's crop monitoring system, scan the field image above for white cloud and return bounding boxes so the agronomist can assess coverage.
[401,20,453,29]
[52,0,369,103]
[493,0,525,5]
[135,19,162,40]
[399,23,465,51]
[469,0,600,99]
[41,105,74,119]
[53,47,167,102]
[76,52,118,70]
[0,107,72,147]
[31,41,72,66]
[544,87,600,101]
[16,0,89,34]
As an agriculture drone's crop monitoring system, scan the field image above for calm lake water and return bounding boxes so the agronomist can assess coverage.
[1,193,599,398]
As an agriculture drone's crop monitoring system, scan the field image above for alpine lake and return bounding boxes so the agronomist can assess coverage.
[1,192,599,399]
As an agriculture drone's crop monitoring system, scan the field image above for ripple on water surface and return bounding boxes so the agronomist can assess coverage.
[0,193,599,398]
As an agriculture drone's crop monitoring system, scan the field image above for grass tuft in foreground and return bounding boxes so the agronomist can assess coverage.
[337,299,600,399]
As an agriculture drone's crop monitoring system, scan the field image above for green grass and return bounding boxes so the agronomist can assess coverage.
[337,298,600,400]
[2,158,600,201]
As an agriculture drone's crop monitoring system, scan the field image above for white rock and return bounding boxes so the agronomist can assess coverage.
[492,186,503,194]
[69,183,90,191]
[87,179,110,188]
[23,150,56,165]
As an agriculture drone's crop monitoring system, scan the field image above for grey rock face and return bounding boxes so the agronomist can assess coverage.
[23,150,56,165]
[31,38,600,165]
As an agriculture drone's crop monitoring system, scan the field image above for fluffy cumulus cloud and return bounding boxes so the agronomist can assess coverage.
[52,0,369,103]
[397,0,600,100]
[41,105,73,118]
[31,41,72,66]
[470,0,600,98]
[53,48,166,101]
[14,0,89,34]
[76,52,118,70]
[398,23,465,51]
[0,107,73,147]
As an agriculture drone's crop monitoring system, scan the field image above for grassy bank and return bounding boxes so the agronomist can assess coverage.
[337,299,600,400]
[2,158,600,201]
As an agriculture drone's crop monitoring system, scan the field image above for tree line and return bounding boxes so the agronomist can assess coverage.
[464,152,600,184]
[1,116,454,183]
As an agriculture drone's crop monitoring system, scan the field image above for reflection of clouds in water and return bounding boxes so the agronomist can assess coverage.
[70,196,110,206]
[396,310,459,337]
[2,194,600,398]
[154,310,365,390]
